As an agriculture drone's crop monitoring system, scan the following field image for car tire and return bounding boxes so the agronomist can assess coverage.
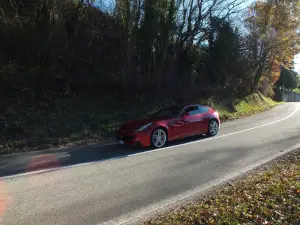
[151,128,168,148]
[207,119,219,137]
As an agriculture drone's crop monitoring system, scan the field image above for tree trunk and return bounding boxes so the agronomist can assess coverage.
[252,50,269,91]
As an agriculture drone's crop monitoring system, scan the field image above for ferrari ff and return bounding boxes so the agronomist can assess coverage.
[116,104,220,148]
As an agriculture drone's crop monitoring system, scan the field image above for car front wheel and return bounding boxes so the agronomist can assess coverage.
[151,128,167,148]
[207,120,219,137]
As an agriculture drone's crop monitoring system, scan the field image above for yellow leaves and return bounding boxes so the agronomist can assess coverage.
[208,219,216,225]
[281,36,290,41]
[247,0,299,73]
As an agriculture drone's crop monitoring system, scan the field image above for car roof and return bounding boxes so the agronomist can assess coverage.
[162,104,210,109]
[184,104,209,107]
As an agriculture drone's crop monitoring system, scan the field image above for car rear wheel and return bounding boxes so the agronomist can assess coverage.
[151,128,167,148]
[207,120,219,137]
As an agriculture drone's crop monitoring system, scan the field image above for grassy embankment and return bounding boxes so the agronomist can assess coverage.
[145,150,300,225]
[0,92,280,155]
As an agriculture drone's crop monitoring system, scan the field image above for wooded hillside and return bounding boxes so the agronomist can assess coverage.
[0,0,299,153]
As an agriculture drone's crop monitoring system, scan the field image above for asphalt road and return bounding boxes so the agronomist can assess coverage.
[1,103,300,225]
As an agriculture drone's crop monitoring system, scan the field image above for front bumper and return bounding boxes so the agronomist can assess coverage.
[116,130,151,147]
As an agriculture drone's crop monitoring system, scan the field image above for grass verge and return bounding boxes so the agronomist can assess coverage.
[145,150,300,225]
[0,92,280,155]
[293,88,300,94]
[203,92,281,121]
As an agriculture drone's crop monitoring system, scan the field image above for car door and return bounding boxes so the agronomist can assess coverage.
[178,106,200,136]
[195,105,210,133]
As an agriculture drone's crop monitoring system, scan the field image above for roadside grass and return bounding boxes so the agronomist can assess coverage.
[0,92,280,155]
[205,93,281,121]
[145,150,300,225]
[293,88,300,94]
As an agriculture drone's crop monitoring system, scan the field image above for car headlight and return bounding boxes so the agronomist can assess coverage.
[214,111,219,118]
[135,123,152,132]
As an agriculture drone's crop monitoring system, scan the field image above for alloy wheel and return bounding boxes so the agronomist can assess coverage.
[208,120,219,136]
[152,129,167,148]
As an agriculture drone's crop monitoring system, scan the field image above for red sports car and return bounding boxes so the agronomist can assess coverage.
[116,104,220,148]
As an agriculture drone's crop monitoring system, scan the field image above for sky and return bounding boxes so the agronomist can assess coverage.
[294,54,300,74]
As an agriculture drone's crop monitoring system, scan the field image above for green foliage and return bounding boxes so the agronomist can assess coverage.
[1,0,299,96]
[0,0,297,154]
[0,0,255,97]
[205,17,247,87]
[212,93,280,121]
[275,67,298,91]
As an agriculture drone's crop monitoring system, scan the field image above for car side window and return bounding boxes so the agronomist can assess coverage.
[198,106,209,114]
[183,106,199,116]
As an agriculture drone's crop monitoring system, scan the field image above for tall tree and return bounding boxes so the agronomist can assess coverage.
[245,0,300,90]
[206,17,243,86]
[275,66,298,91]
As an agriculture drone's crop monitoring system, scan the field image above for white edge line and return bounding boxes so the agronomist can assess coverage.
[1,103,299,180]
[101,142,300,225]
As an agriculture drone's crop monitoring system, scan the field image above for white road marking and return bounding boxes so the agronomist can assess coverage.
[1,103,299,180]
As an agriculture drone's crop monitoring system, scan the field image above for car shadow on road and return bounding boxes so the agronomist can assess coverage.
[0,134,207,178]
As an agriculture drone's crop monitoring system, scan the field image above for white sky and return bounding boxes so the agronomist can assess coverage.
[294,54,300,74]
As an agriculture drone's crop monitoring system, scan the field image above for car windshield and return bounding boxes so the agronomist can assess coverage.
[151,106,183,118]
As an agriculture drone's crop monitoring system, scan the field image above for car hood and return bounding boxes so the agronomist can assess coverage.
[120,116,170,131]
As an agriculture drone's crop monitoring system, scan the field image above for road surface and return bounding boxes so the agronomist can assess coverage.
[1,103,300,225]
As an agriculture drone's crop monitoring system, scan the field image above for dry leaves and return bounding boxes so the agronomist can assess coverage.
[146,150,300,225]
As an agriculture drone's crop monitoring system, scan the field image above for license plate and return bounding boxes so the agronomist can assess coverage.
[119,140,124,145]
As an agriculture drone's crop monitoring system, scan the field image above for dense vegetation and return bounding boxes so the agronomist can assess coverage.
[0,0,299,153]
[275,66,299,91]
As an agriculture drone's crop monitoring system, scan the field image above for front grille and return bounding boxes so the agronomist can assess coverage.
[118,135,135,142]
